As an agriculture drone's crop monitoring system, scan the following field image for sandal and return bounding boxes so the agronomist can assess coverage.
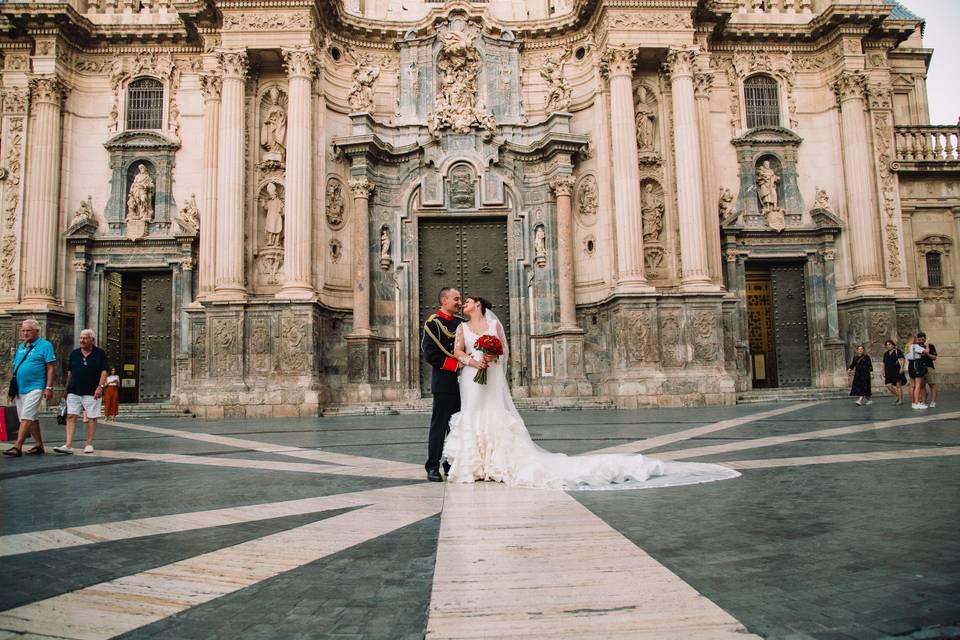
[3,447,22,457]
[25,445,45,455]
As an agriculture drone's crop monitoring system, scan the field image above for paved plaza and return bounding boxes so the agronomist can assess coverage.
[1,398,959,640]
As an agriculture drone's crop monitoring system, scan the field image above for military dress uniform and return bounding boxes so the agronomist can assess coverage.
[422,309,463,476]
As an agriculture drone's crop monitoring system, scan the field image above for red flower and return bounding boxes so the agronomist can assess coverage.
[472,335,504,384]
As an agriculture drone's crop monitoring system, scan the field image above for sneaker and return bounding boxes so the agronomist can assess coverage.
[929,402,936,408]
[855,399,863,406]
[53,446,74,455]
[83,445,95,454]
[865,400,873,405]
[895,400,902,406]
[917,403,928,410]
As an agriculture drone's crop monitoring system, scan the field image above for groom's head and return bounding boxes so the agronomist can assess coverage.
[439,287,462,315]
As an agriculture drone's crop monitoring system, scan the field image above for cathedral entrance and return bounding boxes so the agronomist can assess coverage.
[746,262,812,389]
[102,271,173,403]
[418,218,509,395]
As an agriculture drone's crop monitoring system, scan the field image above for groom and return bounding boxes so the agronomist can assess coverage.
[422,287,464,482]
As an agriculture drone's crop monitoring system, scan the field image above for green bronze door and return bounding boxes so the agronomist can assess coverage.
[139,272,173,402]
[418,218,509,395]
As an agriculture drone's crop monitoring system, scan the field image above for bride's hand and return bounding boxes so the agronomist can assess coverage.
[471,358,487,369]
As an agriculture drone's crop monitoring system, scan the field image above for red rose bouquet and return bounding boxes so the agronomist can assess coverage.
[472,335,504,384]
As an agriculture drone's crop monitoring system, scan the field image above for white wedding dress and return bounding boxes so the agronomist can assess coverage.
[442,312,740,491]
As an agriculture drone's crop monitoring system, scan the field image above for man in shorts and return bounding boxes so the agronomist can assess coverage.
[916,331,938,408]
[3,318,56,456]
[53,329,109,454]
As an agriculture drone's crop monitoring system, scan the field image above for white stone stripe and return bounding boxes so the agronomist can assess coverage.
[659,411,960,461]
[101,419,423,474]
[426,483,758,639]
[86,449,423,480]
[589,402,821,455]
[0,484,442,640]
[724,446,960,469]
[0,483,438,558]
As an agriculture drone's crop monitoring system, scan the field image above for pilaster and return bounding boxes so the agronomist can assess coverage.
[348,175,375,337]
[198,72,221,299]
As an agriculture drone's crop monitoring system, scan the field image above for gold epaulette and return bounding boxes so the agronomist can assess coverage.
[422,317,456,358]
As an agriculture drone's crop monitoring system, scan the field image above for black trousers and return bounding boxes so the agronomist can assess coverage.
[426,391,460,472]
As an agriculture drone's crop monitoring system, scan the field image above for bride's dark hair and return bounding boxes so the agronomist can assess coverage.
[466,295,493,315]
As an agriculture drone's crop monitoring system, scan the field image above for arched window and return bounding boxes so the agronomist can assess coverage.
[744,75,780,129]
[926,252,943,288]
[126,77,164,130]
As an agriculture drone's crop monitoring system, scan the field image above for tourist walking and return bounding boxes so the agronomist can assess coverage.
[54,329,109,455]
[103,367,120,418]
[916,332,938,408]
[905,334,928,409]
[3,319,56,457]
[848,345,873,406]
[882,340,907,405]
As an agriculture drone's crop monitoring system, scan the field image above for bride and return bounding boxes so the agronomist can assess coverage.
[442,296,740,490]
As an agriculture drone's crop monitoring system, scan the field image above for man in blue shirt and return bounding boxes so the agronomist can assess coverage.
[4,318,56,456]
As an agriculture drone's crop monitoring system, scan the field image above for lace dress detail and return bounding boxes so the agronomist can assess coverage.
[442,319,739,490]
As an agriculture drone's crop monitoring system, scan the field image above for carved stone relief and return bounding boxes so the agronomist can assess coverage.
[211,317,241,377]
[427,23,497,139]
[174,193,199,235]
[448,164,476,209]
[249,318,272,374]
[620,309,656,364]
[541,49,571,114]
[325,178,346,229]
[723,51,798,131]
[257,182,285,285]
[280,313,308,372]
[259,87,287,163]
[640,180,665,243]
[660,312,683,367]
[330,238,343,263]
[692,311,719,363]
[0,116,24,294]
[576,174,599,224]
[348,51,381,113]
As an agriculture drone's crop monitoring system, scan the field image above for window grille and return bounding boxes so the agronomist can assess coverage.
[126,78,164,130]
[926,252,943,287]
[744,75,780,129]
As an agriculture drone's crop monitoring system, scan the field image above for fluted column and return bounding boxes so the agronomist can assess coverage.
[602,46,653,293]
[22,77,66,306]
[72,259,88,340]
[550,175,578,330]
[278,47,318,299]
[694,71,723,286]
[349,176,374,336]
[665,49,714,290]
[213,50,248,299]
[198,73,221,299]
[834,71,884,291]
[179,256,194,353]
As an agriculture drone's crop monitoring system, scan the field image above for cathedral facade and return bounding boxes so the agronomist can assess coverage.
[0,0,956,416]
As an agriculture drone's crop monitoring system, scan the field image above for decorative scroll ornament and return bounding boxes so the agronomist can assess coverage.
[0,234,17,292]
[693,73,714,99]
[222,12,311,31]
[427,27,497,139]
[200,74,223,101]
[607,12,693,30]
[724,51,798,129]
[3,118,24,230]
[541,49,572,114]
[348,51,380,113]
[1,87,27,115]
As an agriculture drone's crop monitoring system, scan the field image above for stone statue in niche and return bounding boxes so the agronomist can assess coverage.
[640,182,664,243]
[427,26,496,139]
[541,49,571,114]
[634,86,659,163]
[379,226,392,270]
[812,186,834,213]
[348,52,381,113]
[70,196,95,229]
[262,182,284,248]
[718,187,735,220]
[174,193,200,235]
[534,225,547,268]
[325,179,345,229]
[126,164,155,242]
[756,159,785,232]
[635,103,656,151]
[578,175,599,219]
[260,87,287,161]
[448,166,475,209]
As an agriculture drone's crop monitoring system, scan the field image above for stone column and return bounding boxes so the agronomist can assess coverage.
[665,49,714,290]
[694,71,723,286]
[550,175,578,330]
[349,176,374,336]
[21,77,66,306]
[602,46,653,293]
[180,257,194,353]
[834,71,884,292]
[278,47,318,299]
[213,50,248,299]
[72,259,88,339]
[198,74,221,299]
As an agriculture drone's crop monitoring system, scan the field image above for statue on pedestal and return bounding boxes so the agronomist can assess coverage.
[174,193,200,235]
[260,87,287,161]
[263,182,284,248]
[542,49,571,114]
[640,183,664,243]
[348,52,380,113]
[126,164,155,241]
[756,160,785,232]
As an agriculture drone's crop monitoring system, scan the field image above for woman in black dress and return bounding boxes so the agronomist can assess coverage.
[882,339,907,406]
[848,344,873,406]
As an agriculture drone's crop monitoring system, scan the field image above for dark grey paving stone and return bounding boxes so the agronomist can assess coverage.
[0,507,358,612]
[119,514,440,640]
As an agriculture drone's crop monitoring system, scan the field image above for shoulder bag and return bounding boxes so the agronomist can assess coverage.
[8,342,36,401]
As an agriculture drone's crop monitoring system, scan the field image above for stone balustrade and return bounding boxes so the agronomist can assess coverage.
[895,126,960,164]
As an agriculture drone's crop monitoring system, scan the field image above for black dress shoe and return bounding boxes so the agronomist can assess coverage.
[442,462,451,476]
[426,469,443,482]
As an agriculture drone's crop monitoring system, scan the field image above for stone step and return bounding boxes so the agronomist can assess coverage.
[737,387,850,404]
[40,403,196,419]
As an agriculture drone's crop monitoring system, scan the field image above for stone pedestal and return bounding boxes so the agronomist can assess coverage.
[528,330,592,399]
[343,334,403,404]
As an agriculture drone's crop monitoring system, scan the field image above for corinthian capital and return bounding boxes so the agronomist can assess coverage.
[348,176,375,199]
[28,76,68,107]
[282,47,319,79]
[693,73,714,98]
[663,48,697,79]
[200,74,223,101]
[549,175,576,198]
[216,49,249,79]
[600,45,638,79]
[832,71,867,104]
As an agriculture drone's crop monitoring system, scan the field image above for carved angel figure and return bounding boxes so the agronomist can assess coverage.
[175,193,200,233]
[348,53,381,113]
[126,164,155,222]
[260,87,287,155]
[756,160,780,211]
[813,187,833,212]
[541,50,571,114]
[718,187,735,220]
[70,196,95,228]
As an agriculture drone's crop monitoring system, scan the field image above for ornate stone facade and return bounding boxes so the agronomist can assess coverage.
[0,0,956,416]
